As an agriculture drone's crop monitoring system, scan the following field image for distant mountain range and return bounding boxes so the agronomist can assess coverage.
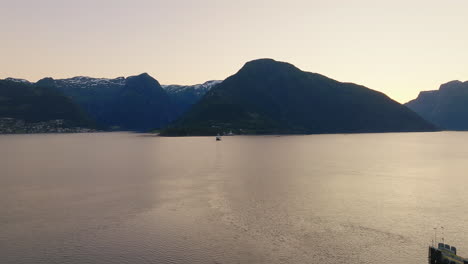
[8,59,464,135]
[405,80,468,130]
[3,75,220,131]
[161,59,436,136]
[0,79,93,129]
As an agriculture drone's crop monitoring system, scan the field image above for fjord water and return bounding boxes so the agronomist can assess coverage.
[1,132,467,264]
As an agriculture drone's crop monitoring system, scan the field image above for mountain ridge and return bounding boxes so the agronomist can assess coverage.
[0,79,94,131]
[405,80,468,130]
[162,58,437,136]
[4,74,222,131]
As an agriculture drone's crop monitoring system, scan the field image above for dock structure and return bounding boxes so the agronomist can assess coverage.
[429,243,468,264]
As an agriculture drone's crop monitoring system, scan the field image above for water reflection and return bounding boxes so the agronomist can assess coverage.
[1,132,468,264]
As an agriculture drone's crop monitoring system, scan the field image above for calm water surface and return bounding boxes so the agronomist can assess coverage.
[1,132,468,264]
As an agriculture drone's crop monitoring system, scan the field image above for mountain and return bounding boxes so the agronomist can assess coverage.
[405,80,468,130]
[161,59,436,136]
[43,74,178,131]
[39,76,125,129]
[5,74,220,131]
[4,77,31,84]
[0,79,93,128]
[163,80,222,114]
[109,73,176,131]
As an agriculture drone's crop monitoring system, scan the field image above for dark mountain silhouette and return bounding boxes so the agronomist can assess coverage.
[43,73,179,131]
[162,59,436,136]
[0,79,92,127]
[41,76,126,129]
[110,73,176,131]
[405,80,468,130]
[7,74,221,131]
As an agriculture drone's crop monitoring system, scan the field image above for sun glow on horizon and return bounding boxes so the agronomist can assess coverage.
[1,0,467,103]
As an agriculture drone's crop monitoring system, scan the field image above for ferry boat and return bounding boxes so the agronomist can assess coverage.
[429,243,468,264]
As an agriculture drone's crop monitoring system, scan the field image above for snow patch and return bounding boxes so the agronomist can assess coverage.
[5,78,31,84]
[162,80,222,93]
[56,76,126,88]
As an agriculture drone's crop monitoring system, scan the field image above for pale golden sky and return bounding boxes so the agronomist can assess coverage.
[1,0,467,103]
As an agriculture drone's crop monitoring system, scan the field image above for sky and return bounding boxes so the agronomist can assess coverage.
[0,0,467,103]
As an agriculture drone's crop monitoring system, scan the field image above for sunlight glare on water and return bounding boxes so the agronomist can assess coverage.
[1,132,467,264]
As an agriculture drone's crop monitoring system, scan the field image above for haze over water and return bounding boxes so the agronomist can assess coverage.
[1,132,467,264]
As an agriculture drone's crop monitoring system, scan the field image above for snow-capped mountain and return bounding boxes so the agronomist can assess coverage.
[5,76,126,88]
[162,80,222,94]
[5,78,31,84]
[54,76,126,89]
[2,75,222,131]
[162,80,222,114]
[42,74,177,131]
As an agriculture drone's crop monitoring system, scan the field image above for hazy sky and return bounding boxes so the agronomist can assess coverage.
[1,0,467,103]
